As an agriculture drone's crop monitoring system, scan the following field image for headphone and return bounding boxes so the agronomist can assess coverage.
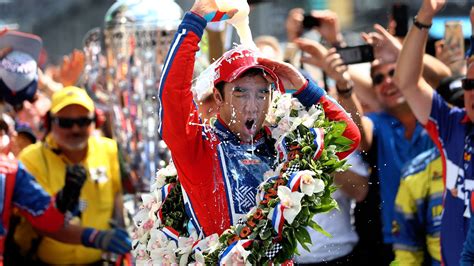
[42,108,105,133]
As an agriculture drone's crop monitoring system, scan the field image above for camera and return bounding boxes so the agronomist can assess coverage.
[392,3,408,37]
[302,15,321,29]
[336,45,374,65]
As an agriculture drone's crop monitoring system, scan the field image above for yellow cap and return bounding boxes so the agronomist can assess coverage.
[50,86,94,114]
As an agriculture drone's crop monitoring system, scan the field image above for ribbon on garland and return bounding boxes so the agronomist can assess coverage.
[191,239,202,253]
[309,128,324,160]
[158,183,175,220]
[276,135,288,162]
[218,239,253,265]
[162,226,180,245]
[287,172,303,192]
[271,203,286,239]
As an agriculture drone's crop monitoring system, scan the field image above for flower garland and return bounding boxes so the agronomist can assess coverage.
[132,92,353,265]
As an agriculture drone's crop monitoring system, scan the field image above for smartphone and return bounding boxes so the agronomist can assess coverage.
[303,15,321,29]
[337,45,374,65]
[444,21,465,62]
[392,3,408,37]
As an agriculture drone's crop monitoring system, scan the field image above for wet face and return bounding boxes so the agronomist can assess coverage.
[465,63,474,122]
[215,74,272,143]
[51,104,94,152]
[372,63,405,109]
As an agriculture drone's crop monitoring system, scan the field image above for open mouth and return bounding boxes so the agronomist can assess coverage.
[383,87,399,97]
[245,119,255,130]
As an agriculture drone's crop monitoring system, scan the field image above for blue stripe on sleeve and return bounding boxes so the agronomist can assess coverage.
[180,12,207,38]
[292,80,326,107]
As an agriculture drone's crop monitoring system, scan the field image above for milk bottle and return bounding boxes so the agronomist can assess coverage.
[215,0,255,48]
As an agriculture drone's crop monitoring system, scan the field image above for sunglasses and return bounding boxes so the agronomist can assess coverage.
[462,78,474,91]
[372,69,395,86]
[52,116,94,129]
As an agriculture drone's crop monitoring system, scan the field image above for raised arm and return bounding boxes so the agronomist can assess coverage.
[158,1,236,155]
[157,11,206,153]
[257,56,361,159]
[295,39,373,152]
[393,0,446,125]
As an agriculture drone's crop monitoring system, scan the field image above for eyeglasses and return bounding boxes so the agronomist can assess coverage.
[52,116,94,129]
[462,78,474,91]
[372,69,395,86]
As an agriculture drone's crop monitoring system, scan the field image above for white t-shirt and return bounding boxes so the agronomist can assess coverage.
[295,152,369,263]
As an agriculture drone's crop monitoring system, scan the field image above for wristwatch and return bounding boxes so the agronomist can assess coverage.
[413,16,432,30]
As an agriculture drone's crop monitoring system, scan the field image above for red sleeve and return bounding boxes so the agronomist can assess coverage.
[12,163,64,233]
[293,80,361,159]
[19,199,64,233]
[158,12,208,157]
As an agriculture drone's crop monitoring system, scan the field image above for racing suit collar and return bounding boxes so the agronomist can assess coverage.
[214,115,266,145]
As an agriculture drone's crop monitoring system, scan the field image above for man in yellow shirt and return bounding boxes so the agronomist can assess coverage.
[15,86,127,265]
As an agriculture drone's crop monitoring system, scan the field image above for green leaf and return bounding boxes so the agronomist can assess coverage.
[332,136,353,146]
[295,227,312,247]
[308,220,332,238]
[316,198,338,213]
[330,121,347,137]
[301,146,312,154]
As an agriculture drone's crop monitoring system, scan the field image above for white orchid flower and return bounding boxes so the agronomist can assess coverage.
[290,98,304,110]
[135,259,152,266]
[277,186,305,224]
[164,163,177,176]
[204,233,222,254]
[220,242,252,266]
[132,242,149,260]
[288,116,303,131]
[147,228,170,251]
[307,105,322,116]
[194,250,206,265]
[135,192,162,224]
[133,208,149,227]
[154,163,178,190]
[275,95,292,116]
[301,113,317,129]
[277,118,291,133]
[297,170,325,196]
[176,231,198,255]
[141,219,155,231]
[150,244,178,265]
[142,193,162,213]
[265,111,278,125]
[131,224,150,244]
[151,175,166,191]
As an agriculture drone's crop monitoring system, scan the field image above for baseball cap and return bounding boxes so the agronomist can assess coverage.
[436,75,464,108]
[50,86,95,115]
[15,123,36,144]
[0,30,42,106]
[0,31,42,61]
[213,47,284,92]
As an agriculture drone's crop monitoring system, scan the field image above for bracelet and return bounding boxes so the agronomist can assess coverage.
[336,84,353,98]
[413,16,432,30]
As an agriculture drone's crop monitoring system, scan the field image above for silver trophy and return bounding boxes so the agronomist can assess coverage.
[101,0,183,191]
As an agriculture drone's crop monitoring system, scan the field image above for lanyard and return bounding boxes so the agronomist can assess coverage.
[464,124,474,179]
